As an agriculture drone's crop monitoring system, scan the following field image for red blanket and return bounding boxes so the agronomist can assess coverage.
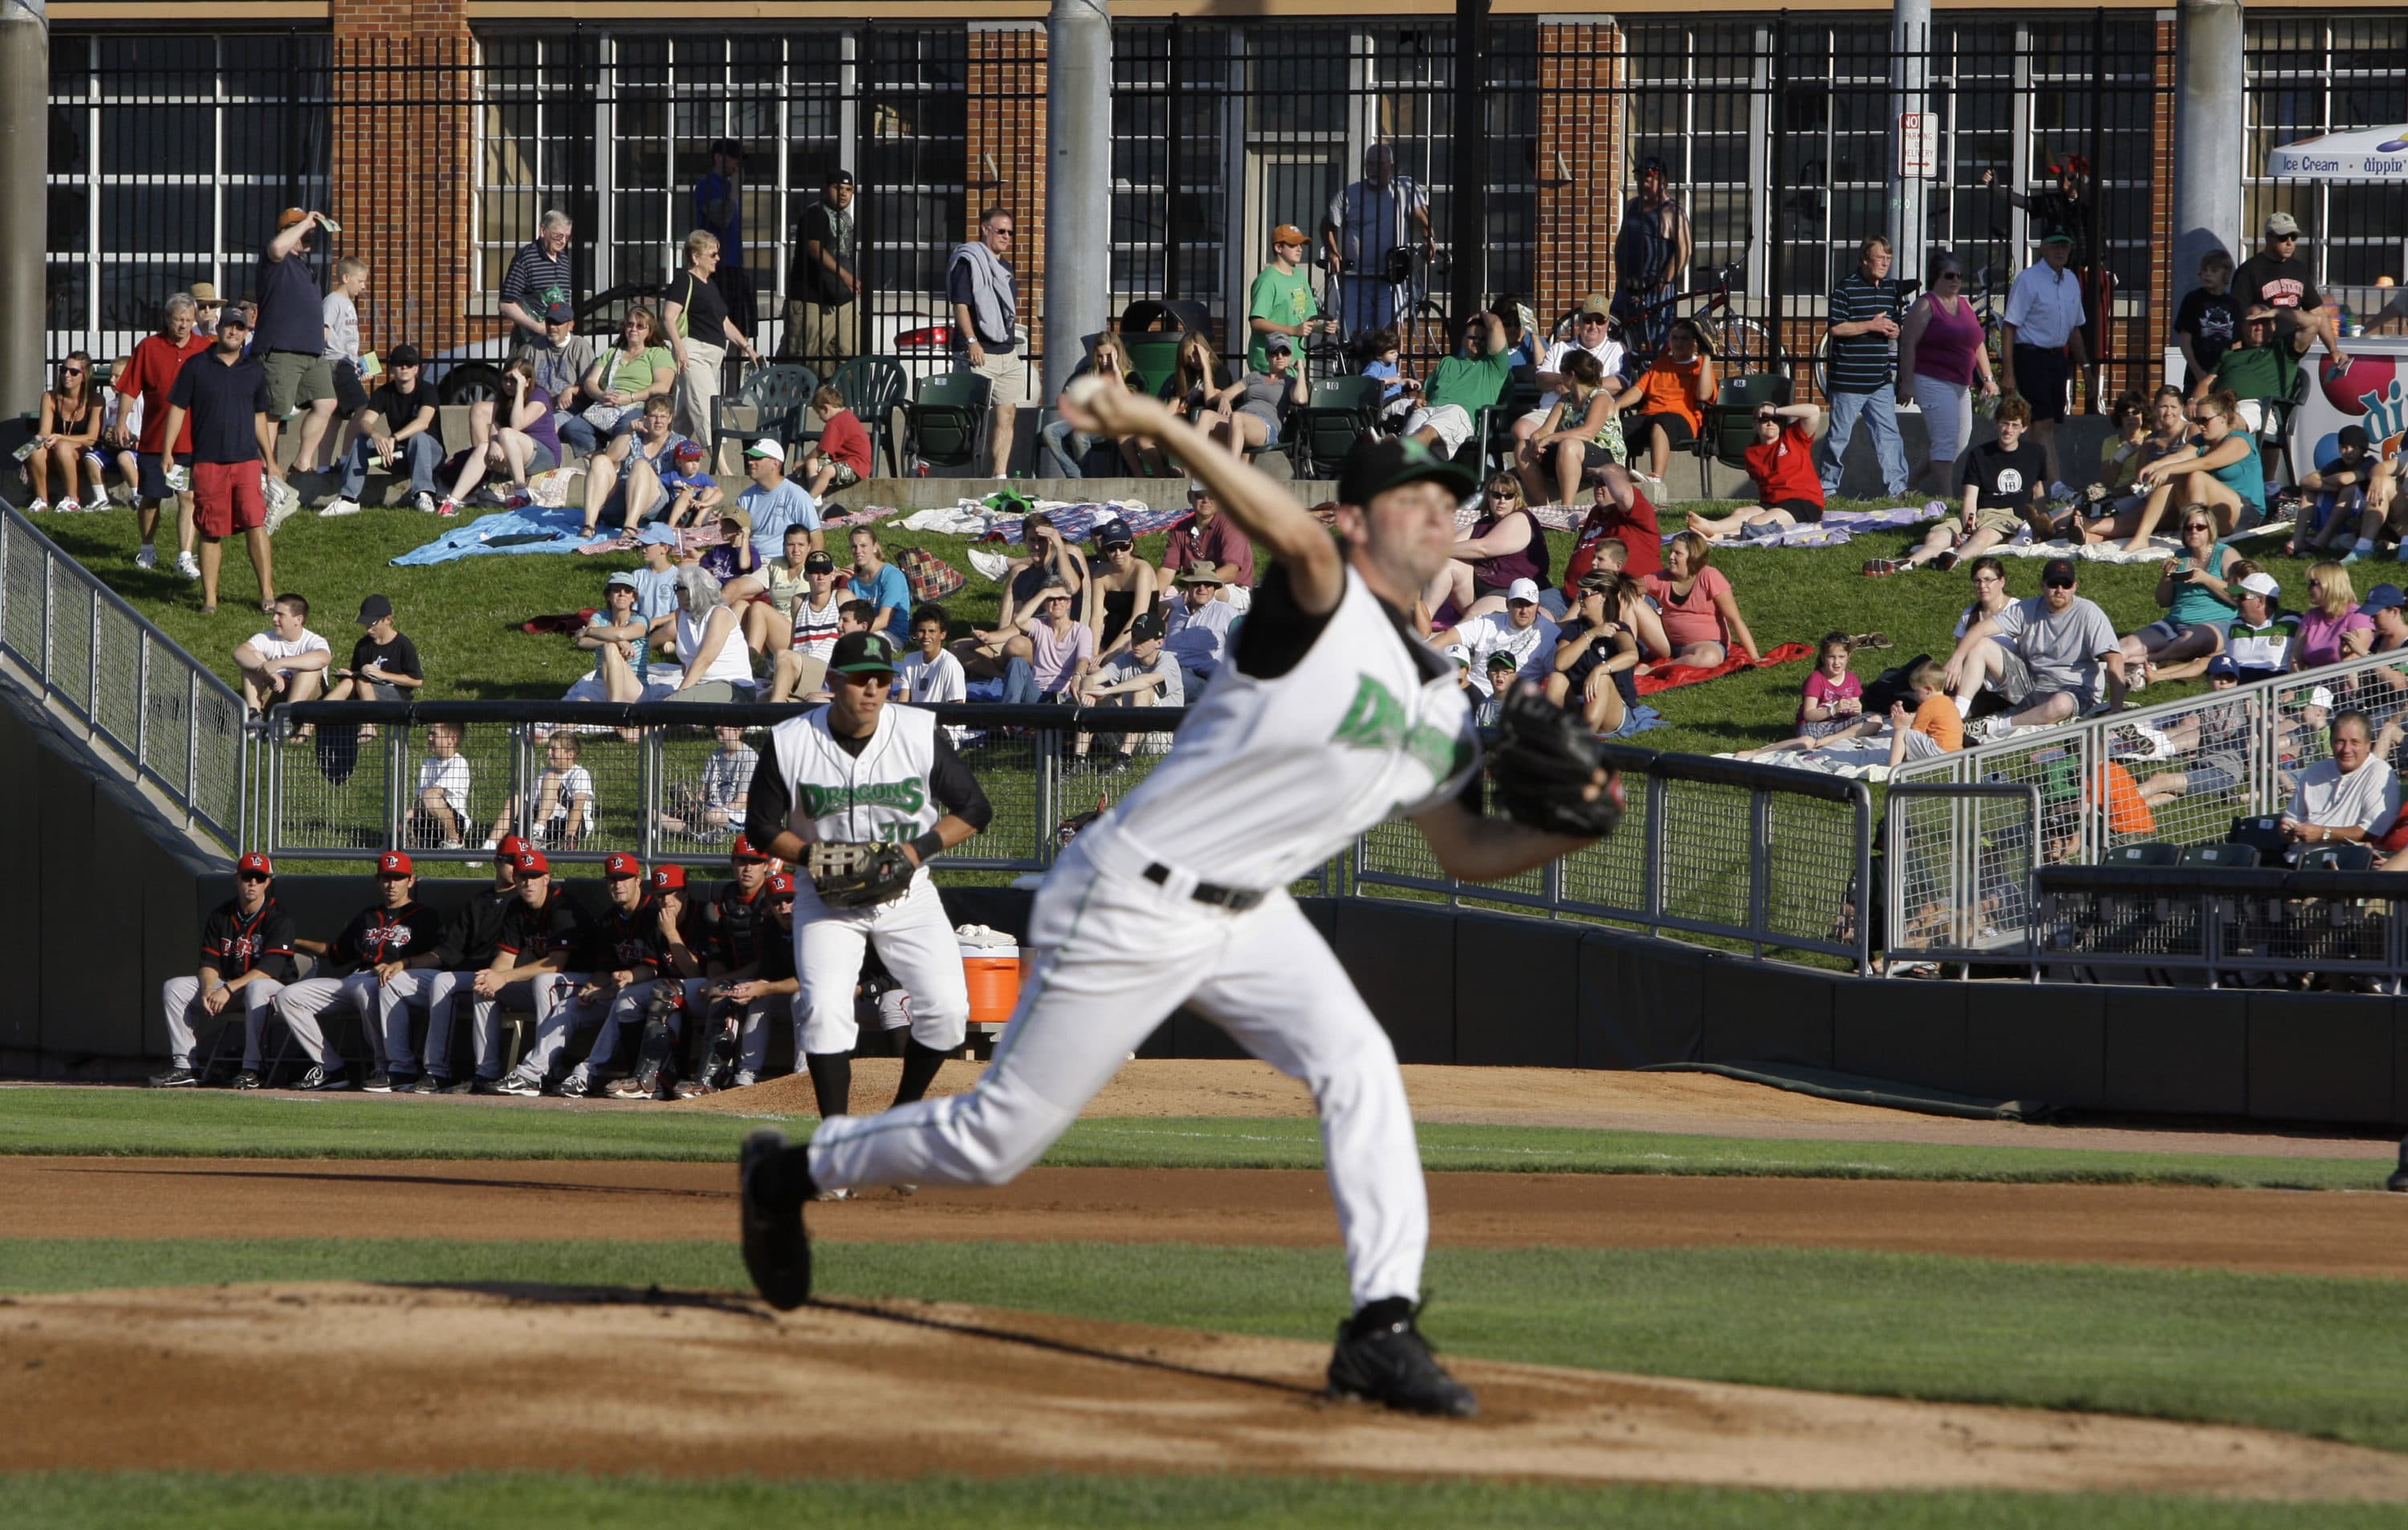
[1633,640,1814,697]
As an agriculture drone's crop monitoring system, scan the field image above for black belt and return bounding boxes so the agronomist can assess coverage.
[1145,862,1264,912]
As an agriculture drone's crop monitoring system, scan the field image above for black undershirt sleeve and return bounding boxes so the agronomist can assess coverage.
[742,745,793,849]
[1232,562,1334,681]
[929,731,994,829]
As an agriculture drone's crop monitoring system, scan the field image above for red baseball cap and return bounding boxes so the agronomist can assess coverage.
[236,851,273,877]
[377,850,414,877]
[731,835,769,862]
[515,849,551,877]
[603,852,642,879]
[673,439,706,460]
[649,865,687,891]
[767,872,795,896]
[496,835,530,860]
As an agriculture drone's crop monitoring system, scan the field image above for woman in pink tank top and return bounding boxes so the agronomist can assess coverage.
[1896,251,2001,495]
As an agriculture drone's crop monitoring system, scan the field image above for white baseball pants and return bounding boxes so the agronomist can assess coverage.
[373,969,448,1076]
[807,829,1426,1308]
[563,977,710,1083]
[161,975,285,1072]
[793,873,969,1056]
[507,973,593,1078]
[413,970,509,1080]
[274,973,389,1072]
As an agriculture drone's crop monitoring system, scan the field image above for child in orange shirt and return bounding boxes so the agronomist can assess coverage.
[1888,660,1965,767]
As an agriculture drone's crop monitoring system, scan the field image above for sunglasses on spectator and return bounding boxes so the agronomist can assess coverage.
[2272,234,2299,242]
[62,367,83,376]
[1937,270,1963,282]
[236,870,270,884]
[2043,576,2076,589]
[1580,313,1609,324]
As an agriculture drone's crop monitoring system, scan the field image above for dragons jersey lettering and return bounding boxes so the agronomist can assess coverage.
[799,779,928,818]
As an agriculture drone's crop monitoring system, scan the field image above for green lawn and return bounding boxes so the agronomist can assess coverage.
[8,1239,2408,1451]
[16,1472,2406,1530]
[0,1090,2389,1188]
[30,491,2313,763]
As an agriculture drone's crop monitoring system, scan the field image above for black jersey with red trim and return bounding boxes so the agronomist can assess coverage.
[494,887,597,969]
[200,898,299,983]
[597,893,690,978]
[330,901,445,970]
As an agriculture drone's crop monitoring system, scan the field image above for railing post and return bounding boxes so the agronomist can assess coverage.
[1642,770,1667,933]
[1747,786,1770,959]
[39,547,55,700]
[1850,782,1873,976]
[1037,722,1058,865]
[133,629,151,777]
[638,723,659,864]
[85,585,101,739]
[383,720,406,854]
[185,667,201,831]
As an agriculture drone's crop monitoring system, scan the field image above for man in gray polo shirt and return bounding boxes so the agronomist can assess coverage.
[1943,556,2124,738]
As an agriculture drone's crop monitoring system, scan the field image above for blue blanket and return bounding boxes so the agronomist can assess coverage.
[391,508,596,567]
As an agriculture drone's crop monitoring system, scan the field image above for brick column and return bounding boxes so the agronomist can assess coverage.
[966,26,1047,366]
[329,0,478,356]
[1535,22,1624,321]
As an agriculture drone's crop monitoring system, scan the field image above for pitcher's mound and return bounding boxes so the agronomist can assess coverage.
[3,1281,2402,1499]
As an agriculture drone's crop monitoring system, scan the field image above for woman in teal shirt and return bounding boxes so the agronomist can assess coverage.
[2118,505,2239,685]
[2117,387,2265,551]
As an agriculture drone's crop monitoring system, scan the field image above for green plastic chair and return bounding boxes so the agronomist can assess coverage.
[1697,372,1792,494]
[829,356,911,478]
[711,362,818,464]
[1118,335,1187,401]
[1287,376,1385,478]
[905,371,992,474]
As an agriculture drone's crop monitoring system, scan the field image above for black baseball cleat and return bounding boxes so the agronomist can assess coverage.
[148,1066,199,1088]
[2387,1138,2408,1194]
[738,1128,814,1311]
[1326,1303,1479,1418]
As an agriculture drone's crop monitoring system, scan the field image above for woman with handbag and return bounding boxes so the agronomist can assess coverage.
[578,307,676,455]
[661,231,761,452]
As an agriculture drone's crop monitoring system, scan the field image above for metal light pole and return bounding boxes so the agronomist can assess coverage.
[1447,0,1491,326]
[2174,0,2246,299]
[1,0,47,421]
[1043,0,1112,405]
[1890,0,1931,287]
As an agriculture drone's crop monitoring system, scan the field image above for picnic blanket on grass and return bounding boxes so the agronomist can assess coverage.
[391,507,596,565]
[1633,640,1814,696]
[895,498,1180,545]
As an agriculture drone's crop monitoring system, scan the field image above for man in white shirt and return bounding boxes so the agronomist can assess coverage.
[897,603,971,746]
[234,592,332,720]
[1075,610,1186,771]
[2287,710,2400,856]
[1513,294,1626,467]
[1161,560,1239,697]
[1432,577,1560,698]
[2002,232,2089,486]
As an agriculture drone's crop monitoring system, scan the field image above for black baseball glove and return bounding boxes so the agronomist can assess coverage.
[1487,686,1624,839]
[804,841,917,909]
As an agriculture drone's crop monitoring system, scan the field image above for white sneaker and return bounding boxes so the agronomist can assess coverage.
[319,498,362,518]
[174,551,201,580]
[730,1070,759,1089]
[415,492,440,514]
[26,498,47,514]
[134,545,157,570]
[56,498,82,515]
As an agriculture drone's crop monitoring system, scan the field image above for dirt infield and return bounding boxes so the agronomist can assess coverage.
[16,1157,2408,1277]
[3,1281,2404,1499]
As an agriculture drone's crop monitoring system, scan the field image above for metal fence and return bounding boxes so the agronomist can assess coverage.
[2033,864,2398,989]
[43,15,2199,405]
[1886,645,2408,963]
[1356,743,1875,972]
[0,502,250,848]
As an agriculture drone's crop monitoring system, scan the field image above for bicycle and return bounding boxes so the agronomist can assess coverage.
[1604,258,1781,379]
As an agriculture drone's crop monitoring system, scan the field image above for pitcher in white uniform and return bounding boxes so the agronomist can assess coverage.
[738,393,1616,1418]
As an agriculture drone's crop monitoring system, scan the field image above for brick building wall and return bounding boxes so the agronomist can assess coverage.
[329,0,478,356]
[1534,22,1625,319]
[966,26,1047,364]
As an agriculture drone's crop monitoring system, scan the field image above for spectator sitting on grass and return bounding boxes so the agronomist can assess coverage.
[489,732,596,851]
[2297,561,2373,669]
[2116,505,2237,688]
[736,439,819,568]
[1160,562,1238,698]
[1430,577,1560,698]
[745,524,818,657]
[767,554,848,701]
[2104,388,2264,551]
[235,593,331,728]
[1742,633,1871,757]
[666,563,759,703]
[1071,609,1182,771]
[409,721,473,850]
[847,527,912,641]
[1881,396,2048,574]
[1157,486,1254,611]
[2135,657,2251,811]
[798,385,872,499]
[1084,519,1158,658]
[566,570,674,704]
[1470,651,1519,734]
[1642,532,1760,669]
[2292,425,2382,560]
[1545,571,1641,739]
[2197,569,2299,685]
[999,581,1096,706]
[775,598,875,706]
[700,507,762,592]
[1566,537,1670,661]
[580,397,689,539]
[1689,401,1826,543]
[1424,472,1548,624]
[1885,661,1965,768]
[432,354,561,519]
[1943,556,2125,739]
[321,594,423,736]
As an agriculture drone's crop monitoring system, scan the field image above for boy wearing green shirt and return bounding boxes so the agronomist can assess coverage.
[1247,225,1329,372]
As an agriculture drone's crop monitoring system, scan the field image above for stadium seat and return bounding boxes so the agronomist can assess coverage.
[2181,841,2262,868]
[712,362,818,466]
[2101,841,2182,867]
[1287,376,1384,479]
[2229,816,2288,860]
[905,370,992,474]
[2293,841,2375,872]
[828,356,910,478]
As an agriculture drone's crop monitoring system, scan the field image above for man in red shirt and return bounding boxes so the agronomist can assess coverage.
[1157,484,1256,612]
[1562,466,1662,596]
[110,292,211,579]
[1686,402,1827,542]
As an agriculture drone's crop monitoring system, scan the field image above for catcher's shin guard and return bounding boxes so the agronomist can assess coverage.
[631,983,685,1097]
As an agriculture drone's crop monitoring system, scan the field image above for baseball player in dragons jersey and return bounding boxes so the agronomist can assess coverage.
[738,409,1613,1418]
[743,629,995,1124]
[273,851,445,1091]
[151,851,298,1088]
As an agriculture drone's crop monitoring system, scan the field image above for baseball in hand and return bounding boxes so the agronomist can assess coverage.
[1064,375,1108,410]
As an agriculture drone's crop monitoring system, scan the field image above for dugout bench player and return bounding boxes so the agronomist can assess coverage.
[274,850,445,1092]
[376,837,523,1092]
[738,399,1620,1419]
[556,852,710,1100]
[151,851,299,1088]
[489,850,603,1095]
[742,629,994,1125]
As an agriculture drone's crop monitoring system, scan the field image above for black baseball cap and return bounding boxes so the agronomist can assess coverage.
[2340,424,2372,451]
[826,168,856,186]
[356,593,393,626]
[1129,612,1165,641]
[803,550,838,572]
[388,342,423,368]
[828,630,901,676]
[217,308,253,332]
[1095,519,1134,549]
[2041,557,2079,588]
[1338,435,1476,508]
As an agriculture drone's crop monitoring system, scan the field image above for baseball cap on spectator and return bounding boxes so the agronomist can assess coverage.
[356,594,393,626]
[1173,560,1223,587]
[1446,646,1470,669]
[828,630,902,676]
[236,851,274,877]
[2239,571,2281,600]
[277,207,311,230]
[602,852,642,880]
[2266,211,2303,237]
[803,551,837,573]
[217,309,252,332]
[543,301,576,324]
[718,507,753,538]
[673,439,706,462]
[637,524,682,547]
[2310,686,2337,709]
[731,835,770,863]
[605,571,641,592]
[1485,651,1519,673]
[377,851,413,878]
[1264,334,1294,356]
[1271,223,1308,247]
[1095,520,1134,550]
[1580,293,1613,320]
[2205,656,2242,679]
[746,440,787,462]
[2362,584,2407,613]
[388,343,423,368]
[1130,611,1165,642]
[826,168,856,186]
[2039,230,2075,246]
[649,865,686,892]
[190,283,221,304]
[1338,435,1476,507]
[516,849,551,877]
[2041,557,2079,588]
[1505,578,1541,605]
[495,834,530,860]
[2340,424,2372,452]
